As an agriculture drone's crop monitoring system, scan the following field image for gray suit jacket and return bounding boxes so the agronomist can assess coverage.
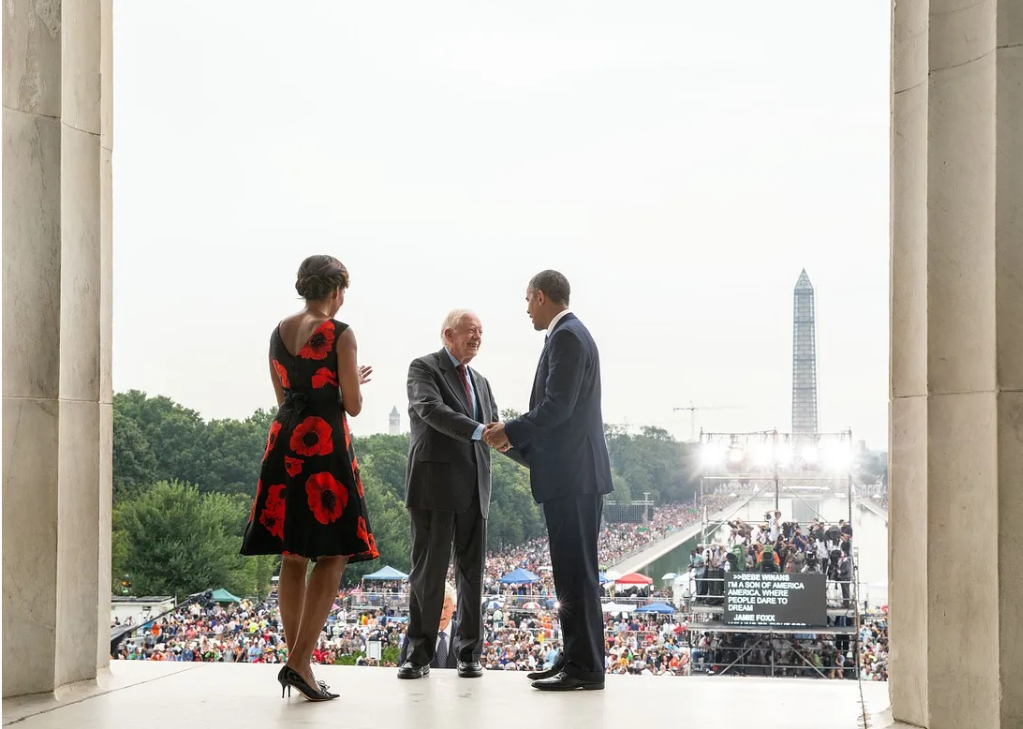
[405,349,499,518]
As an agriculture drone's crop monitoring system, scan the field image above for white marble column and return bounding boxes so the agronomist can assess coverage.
[98,0,114,673]
[889,1,1022,728]
[2,0,113,697]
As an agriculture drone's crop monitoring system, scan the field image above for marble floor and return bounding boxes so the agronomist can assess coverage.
[2,662,898,729]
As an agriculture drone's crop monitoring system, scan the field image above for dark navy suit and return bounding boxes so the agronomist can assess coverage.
[504,312,613,681]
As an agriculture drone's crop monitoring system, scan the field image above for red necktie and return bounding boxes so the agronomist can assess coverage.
[456,364,473,408]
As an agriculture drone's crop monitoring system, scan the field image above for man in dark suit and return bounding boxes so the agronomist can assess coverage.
[398,582,459,669]
[484,270,613,691]
[398,310,500,680]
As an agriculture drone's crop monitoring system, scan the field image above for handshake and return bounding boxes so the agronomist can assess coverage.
[482,422,511,452]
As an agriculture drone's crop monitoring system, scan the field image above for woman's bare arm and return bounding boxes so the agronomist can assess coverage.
[268,350,285,407]
[336,327,363,417]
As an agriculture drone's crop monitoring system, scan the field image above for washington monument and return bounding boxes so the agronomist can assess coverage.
[791,269,818,433]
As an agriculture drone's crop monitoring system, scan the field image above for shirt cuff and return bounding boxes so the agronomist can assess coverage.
[471,423,485,441]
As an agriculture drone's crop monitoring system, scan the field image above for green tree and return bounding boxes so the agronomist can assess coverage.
[112,409,158,499]
[203,409,276,496]
[604,424,698,505]
[855,450,888,485]
[114,391,211,489]
[487,454,544,550]
[355,433,410,503]
[113,480,252,598]
[344,471,412,581]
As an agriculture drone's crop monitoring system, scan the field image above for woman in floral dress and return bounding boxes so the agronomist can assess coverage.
[241,254,378,701]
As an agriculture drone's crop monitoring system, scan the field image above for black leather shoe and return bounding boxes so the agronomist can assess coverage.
[531,671,604,691]
[457,660,483,678]
[526,664,562,681]
[397,661,430,679]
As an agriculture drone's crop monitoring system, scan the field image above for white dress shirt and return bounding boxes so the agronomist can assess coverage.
[547,308,572,332]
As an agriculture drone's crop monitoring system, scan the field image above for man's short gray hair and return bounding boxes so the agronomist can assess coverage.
[440,309,477,345]
[444,581,457,604]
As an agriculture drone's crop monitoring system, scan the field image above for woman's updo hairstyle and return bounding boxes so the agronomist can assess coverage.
[295,255,349,301]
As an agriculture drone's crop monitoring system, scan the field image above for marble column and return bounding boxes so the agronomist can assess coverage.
[2,0,112,697]
[889,1,1022,728]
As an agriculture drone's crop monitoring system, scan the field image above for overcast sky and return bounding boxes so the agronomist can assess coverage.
[113,1,891,447]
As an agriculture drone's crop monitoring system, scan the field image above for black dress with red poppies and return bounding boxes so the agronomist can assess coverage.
[240,319,378,563]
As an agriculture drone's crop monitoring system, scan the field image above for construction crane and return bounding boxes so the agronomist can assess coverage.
[673,401,742,442]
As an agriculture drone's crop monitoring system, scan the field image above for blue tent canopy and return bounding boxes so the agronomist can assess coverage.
[635,602,676,614]
[363,565,409,581]
[499,568,540,584]
[598,572,611,584]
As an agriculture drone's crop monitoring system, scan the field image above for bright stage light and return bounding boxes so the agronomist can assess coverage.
[700,442,726,467]
[822,442,853,470]
[776,443,794,466]
[726,445,745,465]
[752,443,774,467]
[801,445,819,464]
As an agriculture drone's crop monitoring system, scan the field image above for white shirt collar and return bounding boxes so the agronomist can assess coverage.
[547,309,572,332]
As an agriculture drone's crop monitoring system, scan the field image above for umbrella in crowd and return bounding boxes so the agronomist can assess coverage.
[615,572,654,586]
[635,602,676,614]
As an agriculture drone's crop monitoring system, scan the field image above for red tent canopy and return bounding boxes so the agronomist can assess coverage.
[615,572,654,585]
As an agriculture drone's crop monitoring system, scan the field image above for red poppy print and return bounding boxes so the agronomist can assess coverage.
[356,516,378,557]
[263,420,282,461]
[259,484,286,539]
[290,416,334,457]
[249,479,263,522]
[284,456,304,477]
[272,359,290,389]
[343,415,352,449]
[298,321,335,360]
[311,367,338,389]
[353,460,364,498]
[266,484,285,510]
[305,472,348,525]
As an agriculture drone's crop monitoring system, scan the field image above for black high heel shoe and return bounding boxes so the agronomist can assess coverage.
[279,665,338,702]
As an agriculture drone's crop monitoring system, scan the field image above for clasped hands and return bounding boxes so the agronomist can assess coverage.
[482,422,511,452]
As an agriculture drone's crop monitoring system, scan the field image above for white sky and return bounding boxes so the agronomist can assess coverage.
[113,1,891,447]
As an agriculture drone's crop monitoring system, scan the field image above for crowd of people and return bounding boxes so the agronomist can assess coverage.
[859,610,888,680]
[687,511,855,608]
[688,618,887,680]
[112,498,888,681]
[596,496,733,568]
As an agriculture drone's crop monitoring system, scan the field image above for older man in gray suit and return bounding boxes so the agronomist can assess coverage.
[398,309,503,680]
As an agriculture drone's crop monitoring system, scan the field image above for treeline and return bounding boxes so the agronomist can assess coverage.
[111,390,700,599]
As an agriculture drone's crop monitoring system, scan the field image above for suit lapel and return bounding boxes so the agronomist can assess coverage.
[438,349,472,416]
[530,342,546,409]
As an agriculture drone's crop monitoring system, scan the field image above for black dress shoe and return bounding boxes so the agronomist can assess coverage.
[531,671,604,691]
[457,660,483,678]
[526,663,563,681]
[397,661,430,679]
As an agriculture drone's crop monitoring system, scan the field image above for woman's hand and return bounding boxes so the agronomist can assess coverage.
[358,365,373,384]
